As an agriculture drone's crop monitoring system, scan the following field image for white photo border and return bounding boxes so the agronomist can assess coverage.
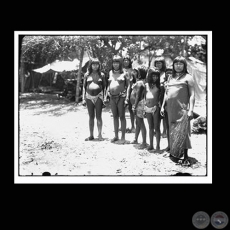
[14,31,212,184]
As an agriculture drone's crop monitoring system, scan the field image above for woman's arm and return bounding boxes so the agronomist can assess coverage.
[161,90,167,109]
[101,72,107,100]
[160,90,167,116]
[133,82,144,110]
[125,73,131,103]
[103,72,111,102]
[187,74,195,119]
[82,74,87,104]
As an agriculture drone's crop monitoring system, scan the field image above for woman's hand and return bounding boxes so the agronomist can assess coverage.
[132,106,137,115]
[82,99,86,106]
[160,107,165,117]
[187,110,194,120]
[124,98,129,107]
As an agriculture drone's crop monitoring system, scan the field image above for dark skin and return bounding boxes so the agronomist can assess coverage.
[123,59,135,132]
[104,61,130,144]
[130,79,147,148]
[82,63,107,140]
[145,73,161,151]
[160,70,172,152]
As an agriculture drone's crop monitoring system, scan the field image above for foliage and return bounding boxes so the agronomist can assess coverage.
[20,35,207,74]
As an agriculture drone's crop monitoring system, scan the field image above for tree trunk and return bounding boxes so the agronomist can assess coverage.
[75,46,84,103]
[182,36,187,57]
[20,61,25,93]
[148,48,151,68]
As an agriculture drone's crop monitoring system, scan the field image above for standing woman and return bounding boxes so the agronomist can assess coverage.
[104,55,130,144]
[122,55,136,133]
[160,66,173,153]
[154,56,167,138]
[82,58,107,141]
[166,56,195,166]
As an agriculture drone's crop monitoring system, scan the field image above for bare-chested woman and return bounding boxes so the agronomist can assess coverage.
[104,55,130,144]
[122,55,135,133]
[130,66,147,149]
[82,58,107,141]
[145,68,161,151]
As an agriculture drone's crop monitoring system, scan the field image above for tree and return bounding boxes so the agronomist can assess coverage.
[19,34,207,93]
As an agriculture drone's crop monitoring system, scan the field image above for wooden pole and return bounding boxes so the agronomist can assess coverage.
[75,46,84,103]
[182,36,187,57]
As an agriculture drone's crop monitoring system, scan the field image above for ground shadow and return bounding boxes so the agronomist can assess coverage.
[171,172,192,176]
[19,93,80,116]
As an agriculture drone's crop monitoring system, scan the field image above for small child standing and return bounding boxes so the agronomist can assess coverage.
[144,68,161,151]
[130,66,148,149]
[160,66,173,153]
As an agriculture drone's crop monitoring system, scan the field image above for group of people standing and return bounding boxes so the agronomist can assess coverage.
[81,54,195,166]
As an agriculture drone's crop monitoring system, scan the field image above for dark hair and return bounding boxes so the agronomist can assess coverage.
[122,55,132,68]
[154,56,166,72]
[165,66,173,81]
[87,57,102,76]
[147,67,160,89]
[112,55,123,73]
[137,65,148,80]
[172,56,189,77]
[131,68,139,83]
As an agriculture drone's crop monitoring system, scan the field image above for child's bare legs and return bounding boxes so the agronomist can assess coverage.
[110,98,119,142]
[162,117,167,138]
[146,113,154,150]
[85,99,95,140]
[139,117,147,148]
[95,98,103,140]
[131,117,140,143]
[128,101,135,132]
[153,107,161,150]
[116,97,127,144]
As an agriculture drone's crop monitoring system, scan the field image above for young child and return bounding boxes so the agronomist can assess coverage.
[160,66,173,153]
[130,66,148,149]
[144,68,161,151]
[154,56,168,139]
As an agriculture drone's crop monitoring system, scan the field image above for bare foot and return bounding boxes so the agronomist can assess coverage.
[165,146,170,152]
[111,137,119,143]
[85,136,94,141]
[116,139,130,145]
[147,146,154,151]
[97,135,104,141]
[138,143,148,149]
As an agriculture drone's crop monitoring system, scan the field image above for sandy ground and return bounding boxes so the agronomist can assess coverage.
[17,93,208,180]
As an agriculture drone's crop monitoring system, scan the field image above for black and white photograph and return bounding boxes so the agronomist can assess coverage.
[14,31,212,184]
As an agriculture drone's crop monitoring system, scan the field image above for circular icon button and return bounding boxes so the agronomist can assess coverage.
[211,211,229,229]
[192,211,210,229]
